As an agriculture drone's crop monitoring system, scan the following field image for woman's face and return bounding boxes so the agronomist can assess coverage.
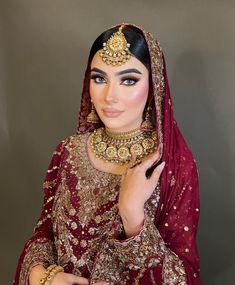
[89,51,149,133]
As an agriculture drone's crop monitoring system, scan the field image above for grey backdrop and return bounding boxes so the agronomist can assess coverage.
[0,1,234,284]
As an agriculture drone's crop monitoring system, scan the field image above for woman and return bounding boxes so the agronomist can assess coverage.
[14,23,201,285]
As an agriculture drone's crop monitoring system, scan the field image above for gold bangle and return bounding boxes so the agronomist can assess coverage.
[39,264,64,285]
[39,265,56,285]
[44,266,64,285]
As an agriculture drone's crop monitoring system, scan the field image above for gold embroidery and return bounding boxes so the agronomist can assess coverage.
[91,213,187,285]
[80,240,87,248]
[66,134,121,227]
[43,179,57,189]
[163,250,187,284]
[52,134,121,274]
[26,133,186,284]
[170,176,176,187]
[51,133,179,283]
[143,29,164,160]
[90,183,161,284]
[19,239,57,285]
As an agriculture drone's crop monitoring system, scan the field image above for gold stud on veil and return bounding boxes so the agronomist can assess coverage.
[99,25,131,66]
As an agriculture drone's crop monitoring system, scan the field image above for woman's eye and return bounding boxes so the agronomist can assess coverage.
[91,75,106,84]
[121,78,139,86]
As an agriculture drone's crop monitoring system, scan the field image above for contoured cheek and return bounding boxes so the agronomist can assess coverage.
[122,80,149,107]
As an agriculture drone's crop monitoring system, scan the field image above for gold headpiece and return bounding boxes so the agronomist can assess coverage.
[99,25,131,66]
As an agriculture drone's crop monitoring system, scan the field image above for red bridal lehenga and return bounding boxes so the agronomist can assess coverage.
[13,23,201,285]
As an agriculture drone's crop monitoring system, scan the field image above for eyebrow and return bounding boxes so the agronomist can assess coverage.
[90,67,142,76]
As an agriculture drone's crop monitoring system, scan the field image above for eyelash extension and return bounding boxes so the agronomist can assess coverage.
[90,74,103,79]
[121,77,140,85]
[90,74,106,83]
[90,74,140,85]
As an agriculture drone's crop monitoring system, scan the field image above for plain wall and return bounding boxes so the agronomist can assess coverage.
[0,1,234,284]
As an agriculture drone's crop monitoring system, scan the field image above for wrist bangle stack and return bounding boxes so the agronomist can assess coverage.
[39,264,64,285]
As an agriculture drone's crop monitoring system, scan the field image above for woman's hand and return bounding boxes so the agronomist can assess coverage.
[29,265,108,285]
[50,272,89,285]
[51,272,108,284]
[118,150,165,238]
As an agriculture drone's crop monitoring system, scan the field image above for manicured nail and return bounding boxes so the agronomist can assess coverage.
[161,161,165,168]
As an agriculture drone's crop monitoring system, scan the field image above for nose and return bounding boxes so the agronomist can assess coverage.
[104,82,118,103]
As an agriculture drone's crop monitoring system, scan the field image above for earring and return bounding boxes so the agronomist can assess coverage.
[87,101,99,123]
[141,105,153,130]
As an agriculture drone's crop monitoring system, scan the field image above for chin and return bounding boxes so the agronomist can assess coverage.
[101,119,138,133]
[102,121,125,131]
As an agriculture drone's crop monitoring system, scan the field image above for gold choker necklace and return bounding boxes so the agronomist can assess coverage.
[90,127,157,164]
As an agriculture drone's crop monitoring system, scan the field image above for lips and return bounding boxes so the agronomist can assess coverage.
[102,108,124,118]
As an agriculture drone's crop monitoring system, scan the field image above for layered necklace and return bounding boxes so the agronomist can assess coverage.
[90,127,157,164]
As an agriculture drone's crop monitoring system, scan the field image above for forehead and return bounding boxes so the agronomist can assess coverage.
[90,50,148,75]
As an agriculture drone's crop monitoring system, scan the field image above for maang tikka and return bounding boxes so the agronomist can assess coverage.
[87,101,99,123]
[99,24,131,66]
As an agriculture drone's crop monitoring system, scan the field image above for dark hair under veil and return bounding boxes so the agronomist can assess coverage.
[87,26,151,71]
[13,23,201,285]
